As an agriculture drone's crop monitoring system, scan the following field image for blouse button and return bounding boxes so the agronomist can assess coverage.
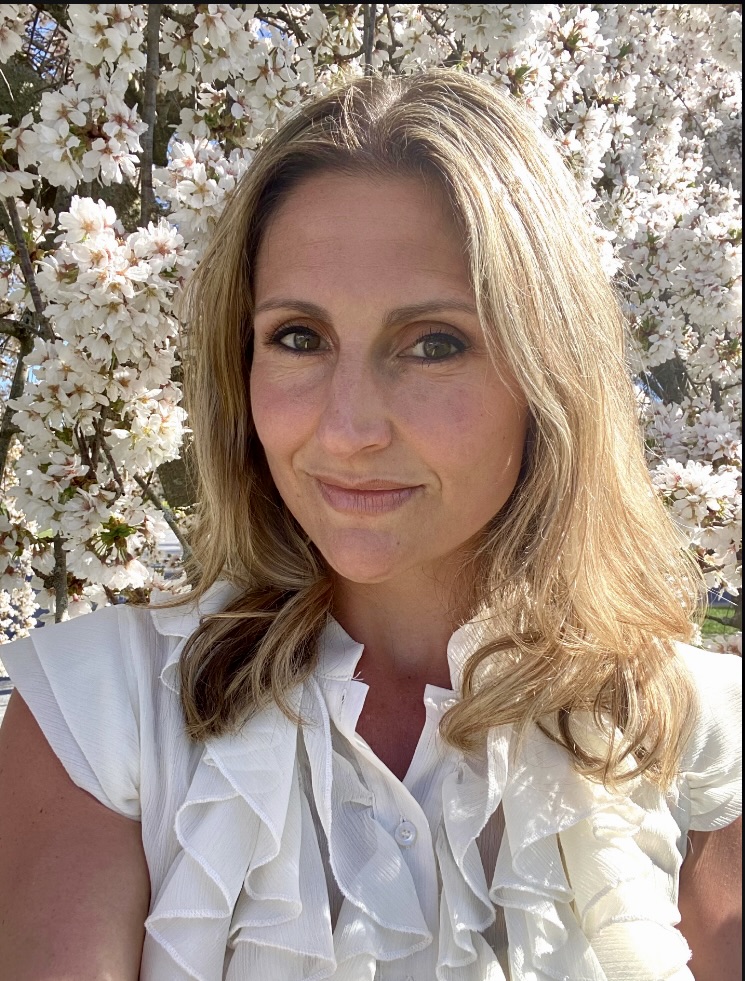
[441,697,458,710]
[394,820,417,847]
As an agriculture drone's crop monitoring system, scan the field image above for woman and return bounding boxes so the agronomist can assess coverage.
[0,70,741,981]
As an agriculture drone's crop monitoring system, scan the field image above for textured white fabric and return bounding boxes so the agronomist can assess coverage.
[1,582,741,981]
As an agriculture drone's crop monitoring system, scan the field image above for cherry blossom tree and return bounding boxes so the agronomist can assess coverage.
[0,4,741,651]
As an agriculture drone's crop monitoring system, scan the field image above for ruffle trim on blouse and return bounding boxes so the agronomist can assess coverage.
[143,586,696,981]
[492,723,693,981]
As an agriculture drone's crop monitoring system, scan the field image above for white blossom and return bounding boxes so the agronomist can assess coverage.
[0,3,740,646]
[0,5,25,62]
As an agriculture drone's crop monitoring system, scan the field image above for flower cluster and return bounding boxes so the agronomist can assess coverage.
[6,197,192,615]
[153,139,253,246]
[0,5,27,63]
[0,4,740,649]
[0,440,41,639]
[5,6,149,189]
[652,458,741,593]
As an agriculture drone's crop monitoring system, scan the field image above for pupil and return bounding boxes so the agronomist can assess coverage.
[297,332,317,350]
[424,338,448,358]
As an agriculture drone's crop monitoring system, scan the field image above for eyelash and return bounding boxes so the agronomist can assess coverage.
[411,330,468,362]
[267,324,322,353]
[266,325,469,362]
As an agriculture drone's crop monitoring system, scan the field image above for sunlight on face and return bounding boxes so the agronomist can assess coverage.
[250,173,528,588]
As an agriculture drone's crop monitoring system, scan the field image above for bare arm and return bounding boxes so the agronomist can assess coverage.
[0,691,150,981]
[678,817,742,981]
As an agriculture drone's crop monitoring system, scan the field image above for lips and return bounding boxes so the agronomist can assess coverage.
[313,477,422,515]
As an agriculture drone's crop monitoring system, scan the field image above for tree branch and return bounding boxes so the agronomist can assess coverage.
[418,5,461,57]
[0,329,32,484]
[30,3,71,31]
[90,405,107,472]
[0,199,13,240]
[0,317,24,339]
[709,378,723,413]
[102,440,126,497]
[161,5,195,31]
[132,472,193,562]
[1,197,54,342]
[259,6,308,45]
[706,614,736,628]
[74,423,93,473]
[4,198,45,319]
[140,3,161,226]
[52,533,68,622]
[384,4,399,58]
[363,3,377,74]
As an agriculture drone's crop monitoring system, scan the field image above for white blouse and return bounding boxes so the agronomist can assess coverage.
[2,582,741,981]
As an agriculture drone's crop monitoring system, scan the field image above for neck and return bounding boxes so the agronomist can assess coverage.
[331,558,472,690]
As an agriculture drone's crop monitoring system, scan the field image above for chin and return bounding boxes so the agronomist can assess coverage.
[315,529,412,585]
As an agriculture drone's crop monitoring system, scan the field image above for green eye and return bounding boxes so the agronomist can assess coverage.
[410,332,466,361]
[275,327,325,352]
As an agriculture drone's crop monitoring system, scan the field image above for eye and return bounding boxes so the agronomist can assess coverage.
[409,331,467,361]
[271,325,328,353]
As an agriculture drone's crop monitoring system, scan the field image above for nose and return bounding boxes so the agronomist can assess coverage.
[314,354,393,458]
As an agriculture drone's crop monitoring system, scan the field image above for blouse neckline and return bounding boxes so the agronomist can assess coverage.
[143,581,696,981]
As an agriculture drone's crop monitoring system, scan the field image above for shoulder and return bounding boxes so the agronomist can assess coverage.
[0,589,208,817]
[3,600,176,709]
[0,604,153,819]
[0,582,238,822]
[674,641,742,832]
[4,580,239,693]
[676,640,742,689]
[675,640,741,755]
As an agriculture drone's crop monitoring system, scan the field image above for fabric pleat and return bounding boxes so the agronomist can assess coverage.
[2,582,738,981]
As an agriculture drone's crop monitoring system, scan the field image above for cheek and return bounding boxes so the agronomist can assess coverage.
[249,365,316,461]
[397,380,526,487]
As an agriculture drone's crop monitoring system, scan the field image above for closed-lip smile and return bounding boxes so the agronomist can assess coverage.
[311,475,423,514]
[312,475,418,491]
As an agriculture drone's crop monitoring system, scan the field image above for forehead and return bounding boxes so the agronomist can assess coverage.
[253,172,473,303]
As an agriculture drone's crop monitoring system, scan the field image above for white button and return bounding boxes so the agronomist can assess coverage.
[441,697,458,710]
[394,820,417,847]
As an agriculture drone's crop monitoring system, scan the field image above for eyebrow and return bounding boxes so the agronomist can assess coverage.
[253,297,479,328]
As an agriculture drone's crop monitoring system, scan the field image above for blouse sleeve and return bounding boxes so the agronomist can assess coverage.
[0,606,142,820]
[677,642,742,832]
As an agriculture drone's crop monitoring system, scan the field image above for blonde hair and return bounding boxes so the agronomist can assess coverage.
[176,69,704,786]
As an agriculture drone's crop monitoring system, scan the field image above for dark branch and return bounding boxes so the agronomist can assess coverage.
[363,3,377,74]
[1,197,54,341]
[258,6,309,45]
[0,328,33,481]
[0,318,24,339]
[52,532,68,622]
[102,440,127,497]
[104,434,191,560]
[140,4,161,226]
[161,5,195,31]
[133,472,193,562]
[74,424,93,473]
[384,4,399,57]
[30,4,71,31]
[90,405,108,472]
[418,5,461,57]
[705,614,736,628]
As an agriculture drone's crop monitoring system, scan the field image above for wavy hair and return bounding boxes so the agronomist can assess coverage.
[173,69,704,786]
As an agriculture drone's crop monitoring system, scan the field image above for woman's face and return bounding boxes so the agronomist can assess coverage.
[250,172,528,587]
